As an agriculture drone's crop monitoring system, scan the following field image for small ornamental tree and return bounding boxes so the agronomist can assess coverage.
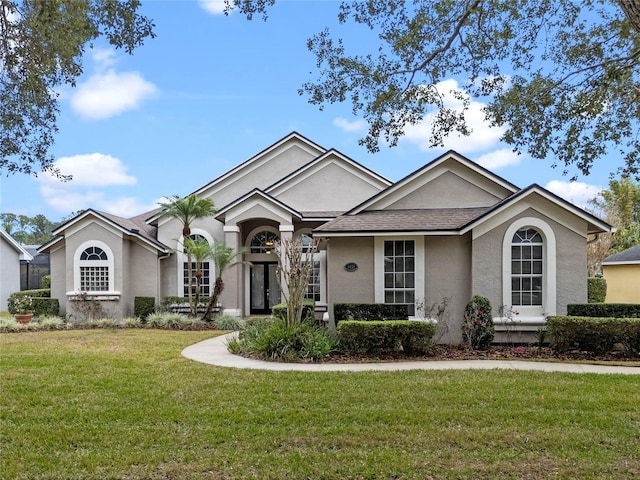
[462,295,494,350]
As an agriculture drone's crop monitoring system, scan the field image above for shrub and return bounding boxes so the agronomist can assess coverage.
[122,317,143,328]
[145,312,210,330]
[230,317,337,362]
[214,314,244,331]
[134,296,155,321]
[333,303,409,325]
[7,290,54,315]
[547,316,640,355]
[461,295,494,350]
[272,300,315,325]
[567,303,640,318]
[35,315,66,330]
[41,275,51,289]
[587,277,607,303]
[337,320,435,356]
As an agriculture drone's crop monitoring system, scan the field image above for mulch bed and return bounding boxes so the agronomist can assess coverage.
[321,345,640,365]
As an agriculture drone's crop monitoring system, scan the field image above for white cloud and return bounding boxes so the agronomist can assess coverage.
[39,153,137,187]
[545,180,603,209]
[71,69,157,120]
[475,149,521,170]
[90,47,117,70]
[36,154,156,216]
[198,0,229,14]
[333,117,367,133]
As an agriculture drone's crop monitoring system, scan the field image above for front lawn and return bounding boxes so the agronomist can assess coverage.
[1,330,638,479]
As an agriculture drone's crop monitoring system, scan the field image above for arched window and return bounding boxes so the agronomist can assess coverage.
[511,228,543,306]
[250,231,279,254]
[183,233,211,297]
[74,241,115,293]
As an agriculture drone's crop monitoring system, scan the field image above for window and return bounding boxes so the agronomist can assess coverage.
[73,241,115,293]
[305,260,321,301]
[79,246,109,291]
[511,228,543,306]
[250,231,279,254]
[501,217,556,319]
[383,240,415,315]
[183,234,211,297]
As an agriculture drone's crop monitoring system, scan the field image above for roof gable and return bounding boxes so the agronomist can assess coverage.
[349,150,519,214]
[215,189,302,225]
[603,245,640,265]
[1,229,33,260]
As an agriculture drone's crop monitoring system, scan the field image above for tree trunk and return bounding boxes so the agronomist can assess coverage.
[202,276,224,321]
[616,0,640,32]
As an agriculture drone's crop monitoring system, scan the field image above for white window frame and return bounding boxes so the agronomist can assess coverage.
[374,236,424,318]
[71,240,117,297]
[500,217,556,326]
[178,229,215,298]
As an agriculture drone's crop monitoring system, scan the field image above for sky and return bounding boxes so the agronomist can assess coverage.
[0,0,623,223]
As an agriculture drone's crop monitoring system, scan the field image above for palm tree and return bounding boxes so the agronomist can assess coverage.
[158,194,216,315]
[202,241,250,321]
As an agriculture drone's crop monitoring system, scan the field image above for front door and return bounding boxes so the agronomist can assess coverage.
[250,262,281,314]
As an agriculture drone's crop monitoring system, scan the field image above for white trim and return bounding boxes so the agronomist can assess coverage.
[223,225,240,233]
[73,240,115,293]
[279,224,295,232]
[177,229,214,298]
[316,230,459,238]
[374,236,424,316]
[602,261,640,266]
[502,217,556,318]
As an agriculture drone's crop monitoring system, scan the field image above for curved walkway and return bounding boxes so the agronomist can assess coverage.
[182,333,640,374]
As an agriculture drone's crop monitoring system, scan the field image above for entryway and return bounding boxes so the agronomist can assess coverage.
[250,262,281,314]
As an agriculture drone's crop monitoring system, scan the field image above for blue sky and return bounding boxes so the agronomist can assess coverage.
[0,0,621,223]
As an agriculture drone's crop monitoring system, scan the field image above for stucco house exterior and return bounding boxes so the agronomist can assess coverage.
[1,229,33,311]
[39,132,610,341]
[602,245,640,303]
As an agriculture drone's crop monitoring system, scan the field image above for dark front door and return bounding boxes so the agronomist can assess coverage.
[250,262,281,314]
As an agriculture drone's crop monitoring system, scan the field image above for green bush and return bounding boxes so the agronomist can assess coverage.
[214,314,244,331]
[333,303,409,325]
[134,296,155,321]
[587,277,607,303]
[461,295,494,350]
[337,320,435,356]
[547,316,640,355]
[272,300,315,324]
[41,275,51,289]
[567,303,640,318]
[7,291,57,316]
[229,317,337,362]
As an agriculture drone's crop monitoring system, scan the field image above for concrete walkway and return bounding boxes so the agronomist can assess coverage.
[182,333,640,374]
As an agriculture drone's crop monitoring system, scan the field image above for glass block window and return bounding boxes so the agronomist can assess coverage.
[79,247,109,291]
[383,240,415,315]
[250,231,279,254]
[511,228,543,306]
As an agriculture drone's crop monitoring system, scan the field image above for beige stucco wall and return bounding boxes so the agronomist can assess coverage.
[326,237,375,326]
[124,242,160,316]
[388,171,503,210]
[0,237,22,311]
[424,234,472,343]
[603,264,640,303]
[274,161,386,212]
[472,208,588,317]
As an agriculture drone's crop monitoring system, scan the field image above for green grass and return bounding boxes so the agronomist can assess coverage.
[1,330,639,480]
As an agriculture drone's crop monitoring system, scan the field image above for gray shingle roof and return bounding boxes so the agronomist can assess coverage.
[314,207,491,233]
[603,244,640,264]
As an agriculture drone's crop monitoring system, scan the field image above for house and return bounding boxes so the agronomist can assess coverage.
[39,132,610,341]
[1,229,33,311]
[602,245,640,303]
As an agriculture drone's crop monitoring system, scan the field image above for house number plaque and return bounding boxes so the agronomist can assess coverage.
[344,262,358,272]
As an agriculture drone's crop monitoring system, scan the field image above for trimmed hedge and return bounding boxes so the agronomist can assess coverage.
[587,277,607,303]
[567,303,640,318]
[337,320,435,356]
[134,296,155,321]
[334,303,409,324]
[7,290,56,316]
[272,300,315,324]
[547,316,640,355]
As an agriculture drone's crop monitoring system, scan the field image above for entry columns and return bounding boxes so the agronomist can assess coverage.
[223,225,243,317]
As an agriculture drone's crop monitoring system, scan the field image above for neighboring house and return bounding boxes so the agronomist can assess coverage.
[21,246,51,290]
[1,229,33,311]
[39,132,610,341]
[602,245,640,303]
